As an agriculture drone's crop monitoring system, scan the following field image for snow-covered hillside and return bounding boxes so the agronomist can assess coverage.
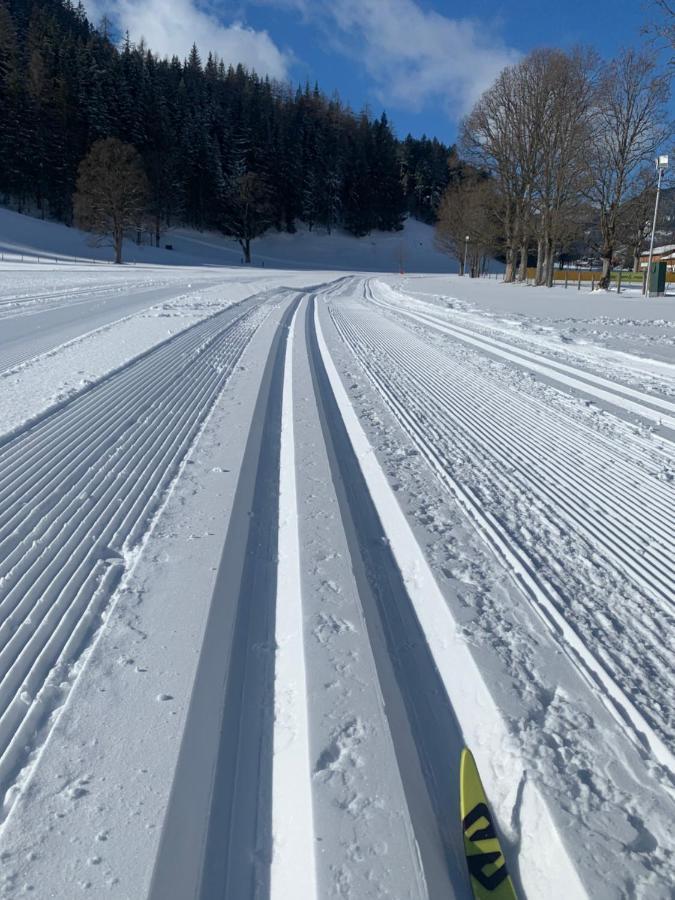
[0,206,456,272]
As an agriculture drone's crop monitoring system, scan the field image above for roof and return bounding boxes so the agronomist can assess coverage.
[640,244,675,257]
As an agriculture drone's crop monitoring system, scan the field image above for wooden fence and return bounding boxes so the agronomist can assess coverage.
[524,268,675,286]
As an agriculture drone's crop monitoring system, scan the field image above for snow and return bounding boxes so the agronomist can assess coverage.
[315,300,587,898]
[385,273,675,363]
[0,223,673,899]
[0,310,289,898]
[271,301,317,900]
[0,270,322,433]
[371,281,675,430]
[0,206,454,272]
[320,277,675,896]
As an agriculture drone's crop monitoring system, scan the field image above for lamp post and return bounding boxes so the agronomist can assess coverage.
[463,234,470,276]
[644,154,669,297]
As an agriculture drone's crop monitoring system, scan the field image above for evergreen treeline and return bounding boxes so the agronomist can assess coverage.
[0,0,456,242]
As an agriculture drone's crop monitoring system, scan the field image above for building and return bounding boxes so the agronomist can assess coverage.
[639,245,675,271]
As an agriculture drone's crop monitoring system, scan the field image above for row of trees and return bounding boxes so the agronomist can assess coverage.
[0,0,457,259]
[437,44,673,287]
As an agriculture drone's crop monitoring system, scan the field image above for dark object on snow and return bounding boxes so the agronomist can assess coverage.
[648,260,667,296]
[165,244,173,250]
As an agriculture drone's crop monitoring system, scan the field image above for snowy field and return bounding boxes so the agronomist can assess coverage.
[0,206,456,273]
[0,258,673,899]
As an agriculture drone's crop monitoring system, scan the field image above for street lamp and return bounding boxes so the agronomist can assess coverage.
[463,234,470,276]
[644,154,669,297]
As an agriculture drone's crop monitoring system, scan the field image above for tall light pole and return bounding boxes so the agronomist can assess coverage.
[644,154,669,297]
[463,234,470,276]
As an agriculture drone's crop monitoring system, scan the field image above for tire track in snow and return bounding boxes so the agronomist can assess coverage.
[329,292,675,773]
[0,288,277,801]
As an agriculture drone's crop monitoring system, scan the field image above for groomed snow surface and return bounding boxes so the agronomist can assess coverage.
[0,247,673,899]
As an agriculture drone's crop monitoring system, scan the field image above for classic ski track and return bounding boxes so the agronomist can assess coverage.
[0,279,178,324]
[310,296,593,900]
[396,286,675,392]
[334,308,675,749]
[0,289,280,793]
[0,280,229,375]
[365,284,675,550]
[331,314,675,648]
[370,283,675,428]
[328,295,675,770]
[271,299,317,900]
[338,319,675,681]
[336,304,675,600]
[338,312,675,603]
[0,290,263,495]
[368,284,675,478]
[1,276,670,897]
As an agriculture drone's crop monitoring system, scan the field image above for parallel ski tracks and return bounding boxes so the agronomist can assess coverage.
[349,319,675,599]
[0,283,232,376]
[0,291,277,789]
[0,279,165,318]
[371,285,675,428]
[330,299,675,766]
[337,309,675,584]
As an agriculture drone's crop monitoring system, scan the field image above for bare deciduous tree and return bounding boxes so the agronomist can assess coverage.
[584,50,670,288]
[435,175,500,275]
[462,64,534,282]
[462,50,574,283]
[617,167,659,270]
[643,0,675,66]
[218,171,272,264]
[73,138,149,264]
[532,48,597,286]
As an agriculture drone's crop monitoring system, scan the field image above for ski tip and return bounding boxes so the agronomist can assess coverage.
[460,747,518,900]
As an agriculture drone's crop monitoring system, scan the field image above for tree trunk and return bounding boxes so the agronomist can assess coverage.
[114,229,123,264]
[155,215,161,248]
[599,254,612,290]
[504,245,515,282]
[517,241,528,282]
[545,241,555,287]
[633,249,641,273]
[239,238,251,264]
[535,238,544,285]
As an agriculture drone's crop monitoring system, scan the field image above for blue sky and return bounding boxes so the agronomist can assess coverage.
[84,0,666,144]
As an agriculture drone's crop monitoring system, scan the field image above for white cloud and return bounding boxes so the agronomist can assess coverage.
[82,0,291,79]
[254,0,519,118]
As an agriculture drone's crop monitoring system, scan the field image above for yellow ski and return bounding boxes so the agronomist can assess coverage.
[460,748,518,899]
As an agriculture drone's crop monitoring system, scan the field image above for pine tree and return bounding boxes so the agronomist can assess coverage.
[0,0,452,245]
[371,113,405,231]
